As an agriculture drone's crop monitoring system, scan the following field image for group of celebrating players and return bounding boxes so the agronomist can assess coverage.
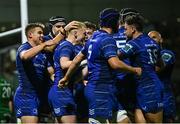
[12,7,176,123]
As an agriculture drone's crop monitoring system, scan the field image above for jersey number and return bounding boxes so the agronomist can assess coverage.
[116,40,126,48]
[88,44,92,59]
[2,87,11,98]
[147,49,158,64]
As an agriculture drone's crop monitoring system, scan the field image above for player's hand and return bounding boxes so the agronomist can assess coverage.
[134,67,142,76]
[64,21,79,31]
[58,77,69,88]
[57,27,66,37]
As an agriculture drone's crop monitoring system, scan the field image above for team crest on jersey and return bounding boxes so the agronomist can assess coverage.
[33,108,38,114]
[54,108,60,114]
[142,106,147,111]
[89,109,95,115]
[122,44,133,53]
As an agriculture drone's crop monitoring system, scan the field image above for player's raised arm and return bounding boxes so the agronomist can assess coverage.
[44,20,80,52]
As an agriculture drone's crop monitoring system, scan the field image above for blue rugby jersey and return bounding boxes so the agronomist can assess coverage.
[16,42,49,92]
[119,34,164,112]
[158,49,175,91]
[81,30,117,84]
[53,40,75,85]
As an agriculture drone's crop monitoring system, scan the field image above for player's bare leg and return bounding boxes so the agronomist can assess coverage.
[57,115,76,123]
[145,110,163,123]
[21,116,38,123]
[134,109,146,123]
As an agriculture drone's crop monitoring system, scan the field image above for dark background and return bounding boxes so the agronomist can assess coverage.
[0,0,180,122]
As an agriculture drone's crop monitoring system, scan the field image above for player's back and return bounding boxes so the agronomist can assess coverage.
[84,30,117,85]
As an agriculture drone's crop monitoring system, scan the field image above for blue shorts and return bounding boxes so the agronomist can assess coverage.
[74,83,88,119]
[85,83,124,119]
[115,74,136,111]
[163,91,176,121]
[136,78,163,113]
[14,87,39,118]
[48,85,76,117]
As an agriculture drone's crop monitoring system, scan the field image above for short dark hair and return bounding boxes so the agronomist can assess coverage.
[25,23,44,37]
[124,14,144,32]
[84,21,97,31]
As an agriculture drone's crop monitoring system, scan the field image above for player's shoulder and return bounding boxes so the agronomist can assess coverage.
[62,40,73,46]
[94,30,114,41]
[56,40,68,48]
[126,38,138,47]
[17,42,31,52]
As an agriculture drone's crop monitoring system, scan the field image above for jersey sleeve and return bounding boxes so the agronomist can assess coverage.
[18,44,29,55]
[119,41,137,58]
[161,51,175,66]
[17,43,31,59]
[58,44,74,59]
[101,37,118,59]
